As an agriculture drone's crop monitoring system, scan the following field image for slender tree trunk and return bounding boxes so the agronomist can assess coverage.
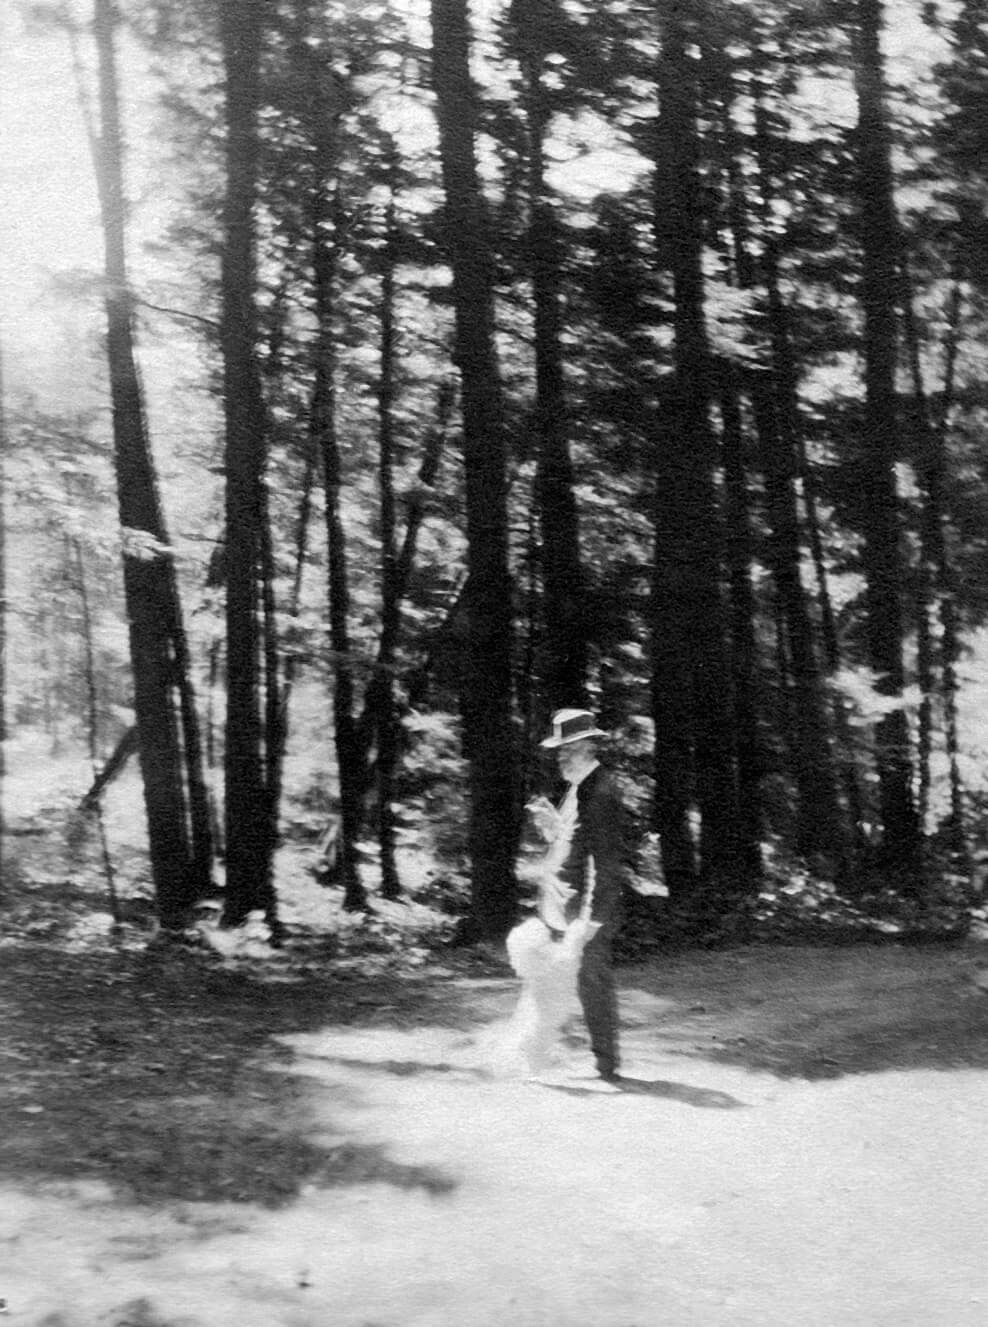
[649,438,697,902]
[71,539,121,927]
[654,5,749,920]
[79,725,138,811]
[510,6,587,714]
[852,0,921,882]
[220,0,272,925]
[936,280,966,851]
[94,0,200,928]
[900,259,967,859]
[309,154,367,911]
[259,483,284,934]
[314,281,366,914]
[432,0,520,941]
[737,87,851,865]
[375,172,402,901]
[793,420,869,858]
[352,380,453,776]
[0,339,7,895]
[172,618,213,896]
[289,14,369,912]
[718,370,763,877]
[265,435,317,875]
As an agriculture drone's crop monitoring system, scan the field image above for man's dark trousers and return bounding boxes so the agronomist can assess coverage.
[578,922,618,1077]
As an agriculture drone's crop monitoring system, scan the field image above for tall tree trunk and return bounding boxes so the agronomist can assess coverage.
[94,0,204,928]
[736,86,851,866]
[375,169,402,901]
[172,618,214,896]
[432,0,520,941]
[352,379,452,778]
[258,483,284,934]
[852,0,921,882]
[900,259,967,860]
[70,538,121,927]
[649,449,697,903]
[718,369,763,878]
[220,0,272,925]
[653,4,749,920]
[0,339,7,896]
[265,434,317,884]
[293,16,368,913]
[935,279,966,853]
[510,2,587,714]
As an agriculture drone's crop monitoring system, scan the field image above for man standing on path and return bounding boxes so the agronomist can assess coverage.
[529,708,626,1081]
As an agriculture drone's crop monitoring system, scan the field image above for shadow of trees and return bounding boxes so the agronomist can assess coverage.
[0,943,464,1206]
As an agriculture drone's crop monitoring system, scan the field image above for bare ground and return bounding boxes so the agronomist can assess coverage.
[2,937,988,1326]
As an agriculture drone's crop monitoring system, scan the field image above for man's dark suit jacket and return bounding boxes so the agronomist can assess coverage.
[557,765,625,927]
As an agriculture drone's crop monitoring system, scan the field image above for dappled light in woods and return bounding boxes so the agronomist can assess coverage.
[4,0,988,1319]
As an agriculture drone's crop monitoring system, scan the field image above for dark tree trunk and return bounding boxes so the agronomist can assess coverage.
[653,5,749,919]
[94,0,206,928]
[510,3,588,714]
[649,431,698,903]
[852,0,921,880]
[258,483,284,934]
[432,0,520,941]
[219,0,272,925]
[900,260,967,860]
[172,617,214,897]
[71,539,121,925]
[936,281,967,854]
[290,15,369,913]
[352,380,452,781]
[265,434,318,881]
[718,370,763,878]
[737,87,851,866]
[79,725,139,812]
[375,173,402,901]
[0,340,6,897]
[314,258,367,914]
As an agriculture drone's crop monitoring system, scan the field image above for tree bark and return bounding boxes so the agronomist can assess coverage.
[432,0,520,941]
[718,369,763,879]
[653,4,749,919]
[265,432,318,889]
[220,0,272,925]
[900,259,966,859]
[510,1,588,714]
[0,340,7,896]
[375,170,402,901]
[70,538,121,926]
[852,0,921,881]
[737,85,851,866]
[94,0,206,928]
[307,90,369,913]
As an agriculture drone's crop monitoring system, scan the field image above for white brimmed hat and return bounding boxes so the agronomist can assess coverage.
[540,707,608,749]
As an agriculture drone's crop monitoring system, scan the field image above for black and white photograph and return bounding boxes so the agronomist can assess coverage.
[1,0,987,1322]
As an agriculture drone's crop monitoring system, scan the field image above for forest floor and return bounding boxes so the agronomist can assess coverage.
[2,910,988,1327]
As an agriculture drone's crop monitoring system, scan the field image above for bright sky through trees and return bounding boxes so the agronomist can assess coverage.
[0,0,955,405]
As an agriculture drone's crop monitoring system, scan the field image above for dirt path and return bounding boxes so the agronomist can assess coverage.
[2,945,988,1326]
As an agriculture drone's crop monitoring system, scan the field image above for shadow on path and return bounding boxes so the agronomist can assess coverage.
[306,1055,490,1080]
[540,1076,747,1109]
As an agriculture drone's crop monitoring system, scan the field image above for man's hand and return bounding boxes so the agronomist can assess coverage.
[527,794,560,840]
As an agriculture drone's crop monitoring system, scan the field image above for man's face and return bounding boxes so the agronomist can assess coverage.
[556,738,596,782]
